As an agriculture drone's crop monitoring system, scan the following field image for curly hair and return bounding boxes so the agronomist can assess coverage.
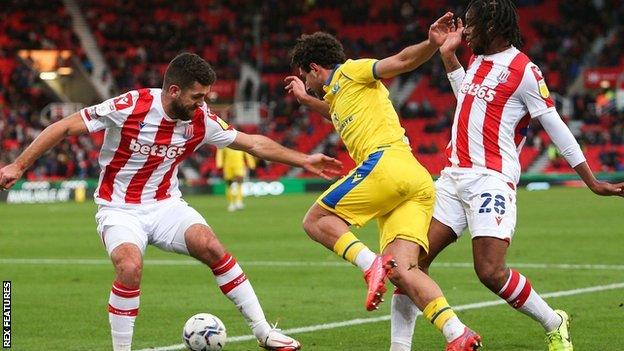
[290,32,347,73]
[163,52,216,89]
[466,0,523,48]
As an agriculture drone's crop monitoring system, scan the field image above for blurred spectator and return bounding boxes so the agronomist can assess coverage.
[599,146,623,171]
[4,0,624,180]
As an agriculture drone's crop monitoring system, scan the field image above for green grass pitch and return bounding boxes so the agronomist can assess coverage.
[0,187,622,350]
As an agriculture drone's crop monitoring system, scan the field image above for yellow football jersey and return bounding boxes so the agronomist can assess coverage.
[322,59,411,164]
[216,148,256,180]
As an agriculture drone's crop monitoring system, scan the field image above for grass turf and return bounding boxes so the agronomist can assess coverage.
[0,187,622,350]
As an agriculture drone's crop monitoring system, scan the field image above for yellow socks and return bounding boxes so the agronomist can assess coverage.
[423,296,458,332]
[333,232,376,271]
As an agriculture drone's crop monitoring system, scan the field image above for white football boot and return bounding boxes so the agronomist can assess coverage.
[258,328,301,350]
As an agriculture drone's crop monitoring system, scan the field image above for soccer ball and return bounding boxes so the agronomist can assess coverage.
[182,313,227,351]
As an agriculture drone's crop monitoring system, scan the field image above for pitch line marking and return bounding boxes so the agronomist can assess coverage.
[2,258,624,271]
[136,281,624,351]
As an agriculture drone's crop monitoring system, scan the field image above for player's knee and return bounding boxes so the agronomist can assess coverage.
[116,259,142,287]
[475,264,507,290]
[186,225,225,264]
[387,267,409,287]
[197,232,223,254]
[302,214,320,241]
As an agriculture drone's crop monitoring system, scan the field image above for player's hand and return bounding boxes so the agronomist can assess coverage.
[303,154,343,180]
[428,12,455,47]
[589,180,624,197]
[440,17,464,55]
[0,163,24,190]
[285,76,309,103]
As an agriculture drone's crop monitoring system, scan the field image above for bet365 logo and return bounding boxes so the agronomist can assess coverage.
[460,82,496,102]
[129,139,185,159]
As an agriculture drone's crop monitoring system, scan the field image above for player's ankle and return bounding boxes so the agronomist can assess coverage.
[251,321,272,340]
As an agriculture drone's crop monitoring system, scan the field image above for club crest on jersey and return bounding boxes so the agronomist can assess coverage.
[139,121,146,129]
[331,81,340,94]
[183,124,194,139]
[497,69,510,84]
[113,92,134,110]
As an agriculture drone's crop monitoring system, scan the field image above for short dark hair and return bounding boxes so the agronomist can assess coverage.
[466,0,523,48]
[163,53,216,89]
[290,32,346,73]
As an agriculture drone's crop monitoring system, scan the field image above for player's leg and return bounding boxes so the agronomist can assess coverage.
[389,219,458,351]
[389,172,468,351]
[108,243,144,351]
[379,196,481,350]
[96,208,148,351]
[151,199,300,350]
[389,287,418,351]
[303,203,378,269]
[303,151,395,311]
[472,238,570,350]
[232,175,244,209]
[224,179,236,212]
[303,202,392,311]
[466,175,571,350]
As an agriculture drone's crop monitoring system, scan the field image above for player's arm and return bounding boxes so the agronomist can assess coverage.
[284,76,331,120]
[439,17,465,97]
[228,132,342,180]
[0,113,88,189]
[538,111,624,196]
[373,12,454,79]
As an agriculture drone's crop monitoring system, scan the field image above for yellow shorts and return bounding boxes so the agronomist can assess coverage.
[317,149,435,252]
[223,167,245,181]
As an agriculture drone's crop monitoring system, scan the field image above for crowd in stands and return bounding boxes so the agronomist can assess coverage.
[0,0,101,180]
[2,0,624,181]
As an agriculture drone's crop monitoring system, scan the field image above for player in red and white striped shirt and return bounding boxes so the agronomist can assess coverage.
[388,2,624,351]
[0,53,343,351]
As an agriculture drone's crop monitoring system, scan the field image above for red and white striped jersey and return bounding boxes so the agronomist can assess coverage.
[80,88,236,206]
[445,47,555,184]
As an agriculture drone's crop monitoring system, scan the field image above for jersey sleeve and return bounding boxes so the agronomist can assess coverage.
[518,63,556,118]
[203,108,237,148]
[340,59,379,84]
[447,67,466,98]
[79,91,139,133]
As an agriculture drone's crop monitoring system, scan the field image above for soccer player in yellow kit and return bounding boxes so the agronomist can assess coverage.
[286,13,481,351]
[216,147,256,211]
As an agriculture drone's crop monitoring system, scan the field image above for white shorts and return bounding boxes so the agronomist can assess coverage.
[95,198,208,256]
[433,171,517,242]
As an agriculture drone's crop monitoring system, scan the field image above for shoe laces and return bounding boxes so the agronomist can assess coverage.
[269,320,283,333]
[546,330,563,344]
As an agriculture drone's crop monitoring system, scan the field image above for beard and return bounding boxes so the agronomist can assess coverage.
[306,87,320,99]
[471,44,485,55]
[170,99,195,121]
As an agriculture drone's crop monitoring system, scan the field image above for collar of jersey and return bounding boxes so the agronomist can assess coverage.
[155,90,177,122]
[155,91,193,124]
[324,64,341,87]
[482,45,517,59]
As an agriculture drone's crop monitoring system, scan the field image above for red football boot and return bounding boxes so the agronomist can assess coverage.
[363,254,397,311]
[445,327,482,351]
